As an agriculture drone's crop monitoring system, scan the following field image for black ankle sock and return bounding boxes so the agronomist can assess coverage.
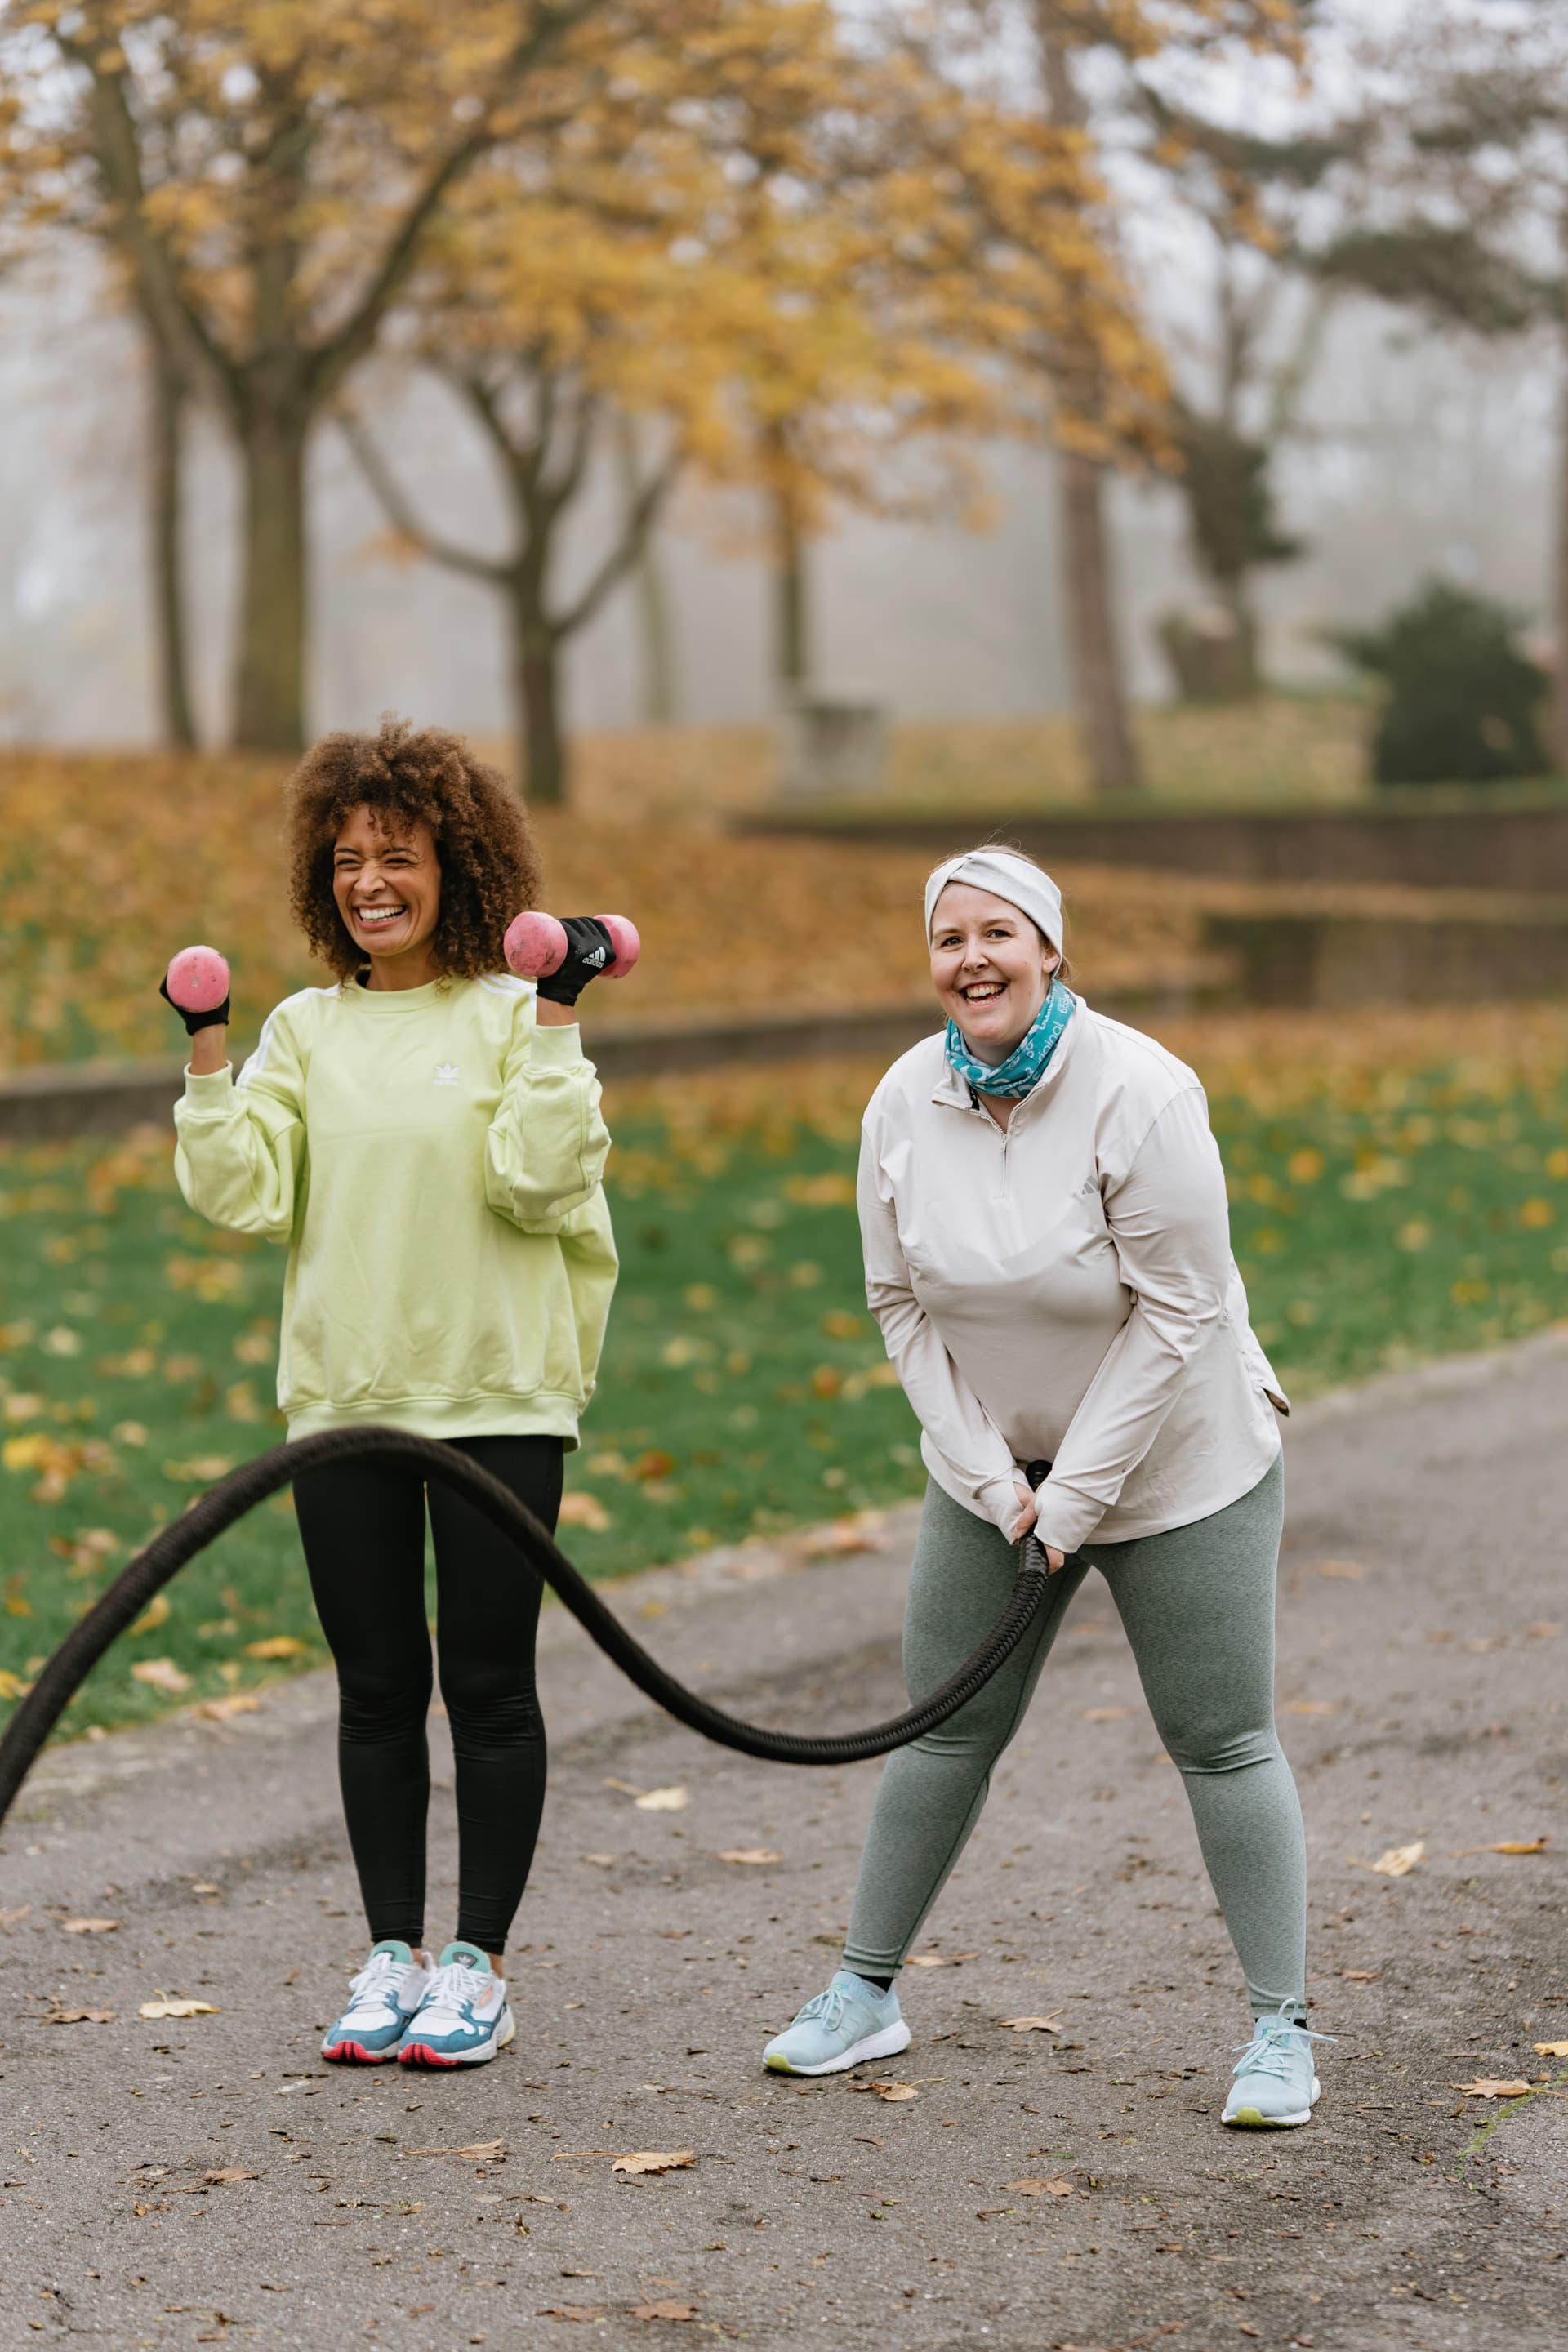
[853,1971,894,1993]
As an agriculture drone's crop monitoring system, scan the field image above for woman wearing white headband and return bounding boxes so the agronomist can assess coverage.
[764,848,1323,2129]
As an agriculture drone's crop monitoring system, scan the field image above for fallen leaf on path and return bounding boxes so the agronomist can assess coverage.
[1316,1560,1369,1580]
[998,2016,1064,2034]
[244,1636,306,1660]
[869,2082,917,2102]
[1455,2078,1532,2099]
[581,1854,617,1867]
[0,1905,32,1927]
[1082,1706,1129,1722]
[1526,1621,1560,1638]
[138,1997,220,2020]
[633,2301,698,2322]
[192,1694,261,1722]
[1533,2042,1568,2057]
[128,1593,170,1636]
[203,2167,258,2185]
[1352,1842,1423,1878]
[612,2150,696,2175]
[537,2310,604,2323]
[903,1951,977,1968]
[131,1658,191,1695]
[44,2007,116,2024]
[1455,1838,1550,1856]
[1006,2177,1075,2197]
[635,1788,688,1812]
[403,2140,506,2161]
[1339,1971,1379,1982]
[715,1849,782,1866]
[62,1917,122,1934]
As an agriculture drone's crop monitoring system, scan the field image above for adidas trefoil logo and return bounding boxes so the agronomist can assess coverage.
[434,1062,460,1085]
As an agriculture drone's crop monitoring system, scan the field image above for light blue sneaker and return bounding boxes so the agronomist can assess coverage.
[764,1969,911,2076]
[1222,2012,1329,2127]
[399,1942,515,2069]
[322,1940,431,2064]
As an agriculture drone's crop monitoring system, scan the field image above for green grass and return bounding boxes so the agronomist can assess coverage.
[3,1060,1568,1740]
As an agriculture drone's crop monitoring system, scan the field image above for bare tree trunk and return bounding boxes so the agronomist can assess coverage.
[512,595,567,805]
[149,339,197,751]
[1059,449,1143,794]
[234,410,309,753]
[1040,19,1143,795]
[1553,294,1568,771]
[614,415,678,726]
[773,487,809,698]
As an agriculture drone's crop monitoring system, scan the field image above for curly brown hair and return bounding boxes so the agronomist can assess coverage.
[286,717,542,982]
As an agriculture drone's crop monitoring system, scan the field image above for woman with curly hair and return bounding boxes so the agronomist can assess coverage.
[167,718,620,2069]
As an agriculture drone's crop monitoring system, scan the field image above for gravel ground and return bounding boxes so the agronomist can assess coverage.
[1,1337,1565,2350]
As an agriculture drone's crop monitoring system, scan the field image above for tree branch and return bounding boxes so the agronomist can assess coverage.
[337,407,514,583]
[555,447,680,639]
[309,0,607,403]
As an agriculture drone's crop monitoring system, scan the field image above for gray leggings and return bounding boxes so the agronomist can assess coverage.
[842,1454,1305,2018]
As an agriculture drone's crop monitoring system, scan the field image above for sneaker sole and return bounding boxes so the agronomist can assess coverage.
[322,2038,404,2065]
[1223,2076,1321,2129]
[764,2020,912,2077]
[399,2008,515,2069]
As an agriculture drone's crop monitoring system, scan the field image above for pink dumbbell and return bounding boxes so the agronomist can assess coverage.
[163,944,232,1014]
[503,912,640,982]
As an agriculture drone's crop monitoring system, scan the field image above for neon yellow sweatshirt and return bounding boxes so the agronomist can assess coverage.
[172,972,617,1445]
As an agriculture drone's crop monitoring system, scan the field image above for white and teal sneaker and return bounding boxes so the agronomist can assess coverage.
[322,1940,431,2065]
[1222,2013,1329,2127]
[399,1942,514,2069]
[764,1970,911,2076]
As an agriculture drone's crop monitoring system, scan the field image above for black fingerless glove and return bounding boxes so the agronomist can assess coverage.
[537,915,617,1008]
[159,976,231,1036]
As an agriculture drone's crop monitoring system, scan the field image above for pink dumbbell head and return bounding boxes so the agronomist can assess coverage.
[165,944,231,1014]
[503,912,641,981]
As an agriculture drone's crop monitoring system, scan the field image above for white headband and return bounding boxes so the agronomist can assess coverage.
[924,849,1063,951]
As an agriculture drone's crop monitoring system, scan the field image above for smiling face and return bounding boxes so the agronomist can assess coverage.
[929,882,1060,1066]
[331,804,443,990]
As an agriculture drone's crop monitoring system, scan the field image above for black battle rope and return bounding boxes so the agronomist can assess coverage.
[0,1427,1054,1829]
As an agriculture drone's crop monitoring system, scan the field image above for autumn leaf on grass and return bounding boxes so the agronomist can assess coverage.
[162,1457,234,1484]
[45,2007,116,2025]
[192,1694,262,1722]
[998,2016,1064,2034]
[715,1849,782,1866]
[139,1995,220,2020]
[1349,1841,1424,1878]
[0,1669,33,1700]
[61,1917,122,1934]
[1006,2177,1075,2198]
[131,1659,191,1695]
[559,1491,612,1534]
[904,1951,977,1968]
[128,1592,171,1637]
[804,1514,886,1558]
[612,2150,696,2176]
[633,2301,698,2321]
[244,1636,307,1660]
[1455,2078,1533,2100]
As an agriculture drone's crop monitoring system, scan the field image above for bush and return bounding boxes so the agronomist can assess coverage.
[1332,579,1549,786]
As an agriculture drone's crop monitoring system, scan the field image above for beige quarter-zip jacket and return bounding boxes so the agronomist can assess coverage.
[858,999,1285,1556]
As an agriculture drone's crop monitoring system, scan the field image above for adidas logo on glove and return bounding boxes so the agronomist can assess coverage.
[583,945,608,967]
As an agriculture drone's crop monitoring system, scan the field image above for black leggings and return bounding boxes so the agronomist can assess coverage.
[292,1433,563,1958]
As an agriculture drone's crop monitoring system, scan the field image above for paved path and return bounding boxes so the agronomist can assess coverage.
[2,1337,1566,2350]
